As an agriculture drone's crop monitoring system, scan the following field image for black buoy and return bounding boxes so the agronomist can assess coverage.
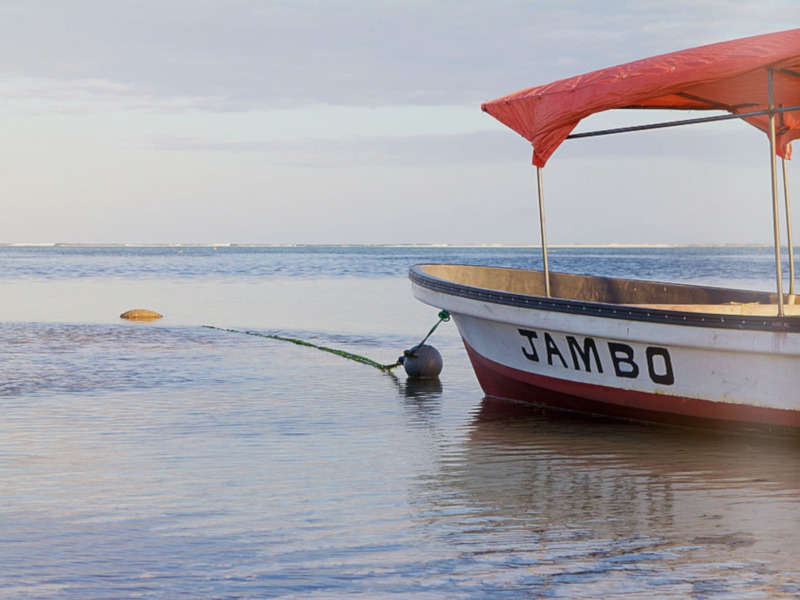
[400,344,443,378]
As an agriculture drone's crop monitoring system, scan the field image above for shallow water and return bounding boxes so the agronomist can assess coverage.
[2,245,800,598]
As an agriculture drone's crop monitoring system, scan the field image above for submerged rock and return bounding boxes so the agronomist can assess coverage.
[120,309,163,321]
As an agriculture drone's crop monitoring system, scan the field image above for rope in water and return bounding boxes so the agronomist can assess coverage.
[203,310,450,373]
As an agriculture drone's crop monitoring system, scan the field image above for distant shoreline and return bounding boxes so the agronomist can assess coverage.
[0,243,778,249]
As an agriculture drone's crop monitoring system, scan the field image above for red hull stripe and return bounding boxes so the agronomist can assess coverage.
[463,340,800,431]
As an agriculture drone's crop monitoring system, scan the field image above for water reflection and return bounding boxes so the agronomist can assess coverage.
[394,376,444,433]
[398,376,443,399]
[411,397,800,597]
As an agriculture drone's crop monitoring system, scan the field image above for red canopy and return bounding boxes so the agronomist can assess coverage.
[481,29,800,167]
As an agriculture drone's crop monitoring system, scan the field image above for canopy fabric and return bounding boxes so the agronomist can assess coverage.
[481,29,800,167]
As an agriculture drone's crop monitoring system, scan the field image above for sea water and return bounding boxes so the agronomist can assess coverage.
[1,245,799,599]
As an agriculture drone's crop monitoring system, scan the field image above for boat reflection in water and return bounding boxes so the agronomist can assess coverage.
[410,397,800,595]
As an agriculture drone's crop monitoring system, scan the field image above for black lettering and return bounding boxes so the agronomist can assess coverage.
[566,336,603,373]
[646,347,675,385]
[518,329,539,362]
[608,342,639,379]
[544,332,568,368]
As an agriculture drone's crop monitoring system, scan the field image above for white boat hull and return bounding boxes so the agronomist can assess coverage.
[411,264,800,432]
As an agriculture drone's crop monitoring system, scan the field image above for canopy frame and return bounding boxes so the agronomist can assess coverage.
[482,30,800,167]
[565,104,800,141]
[536,166,550,297]
[768,68,786,316]
[533,68,800,315]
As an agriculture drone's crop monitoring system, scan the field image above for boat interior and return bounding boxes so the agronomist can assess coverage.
[416,264,800,316]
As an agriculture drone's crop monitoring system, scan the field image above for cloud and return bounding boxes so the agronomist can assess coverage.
[0,0,795,111]
[0,77,230,114]
[150,130,527,167]
[0,0,796,245]
[148,117,767,170]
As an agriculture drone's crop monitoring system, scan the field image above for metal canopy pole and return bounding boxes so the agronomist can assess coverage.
[784,157,795,298]
[780,66,800,299]
[768,68,785,316]
[566,104,800,140]
[536,166,551,297]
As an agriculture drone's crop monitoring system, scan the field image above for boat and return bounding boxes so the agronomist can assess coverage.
[410,29,800,432]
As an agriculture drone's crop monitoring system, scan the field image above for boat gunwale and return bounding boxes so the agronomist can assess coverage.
[410,263,800,332]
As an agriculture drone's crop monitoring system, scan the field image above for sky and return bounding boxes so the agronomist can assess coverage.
[0,0,798,245]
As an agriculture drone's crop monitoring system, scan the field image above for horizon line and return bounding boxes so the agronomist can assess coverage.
[0,242,780,249]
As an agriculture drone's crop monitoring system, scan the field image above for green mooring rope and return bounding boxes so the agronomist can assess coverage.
[414,310,451,350]
[203,310,450,373]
